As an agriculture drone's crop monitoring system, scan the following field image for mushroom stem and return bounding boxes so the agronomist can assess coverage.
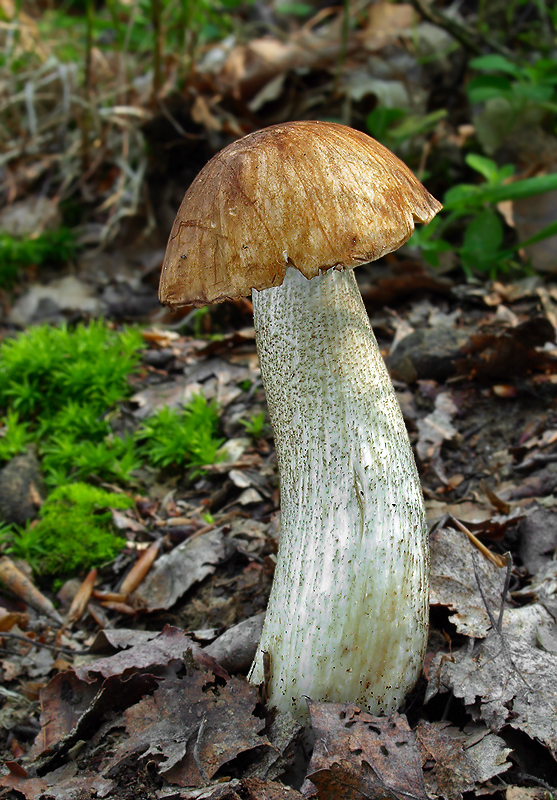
[249,265,429,722]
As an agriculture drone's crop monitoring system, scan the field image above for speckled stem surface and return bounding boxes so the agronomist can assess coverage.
[249,266,429,721]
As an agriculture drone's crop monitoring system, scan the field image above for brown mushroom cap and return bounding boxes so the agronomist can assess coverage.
[159,120,442,308]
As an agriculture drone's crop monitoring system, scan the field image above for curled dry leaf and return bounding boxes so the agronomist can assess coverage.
[66,568,97,625]
[204,611,265,673]
[416,392,459,463]
[415,720,511,800]
[426,627,557,757]
[131,528,229,610]
[119,539,160,596]
[306,702,428,800]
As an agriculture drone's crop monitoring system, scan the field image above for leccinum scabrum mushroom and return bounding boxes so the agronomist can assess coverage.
[159,121,442,722]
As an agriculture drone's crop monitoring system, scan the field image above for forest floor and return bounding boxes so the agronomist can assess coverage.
[1,259,557,800]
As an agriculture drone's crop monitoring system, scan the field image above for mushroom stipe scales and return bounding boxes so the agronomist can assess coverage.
[159,121,442,722]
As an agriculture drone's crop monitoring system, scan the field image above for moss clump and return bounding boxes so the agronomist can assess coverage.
[0,321,224,488]
[0,320,144,485]
[9,483,132,576]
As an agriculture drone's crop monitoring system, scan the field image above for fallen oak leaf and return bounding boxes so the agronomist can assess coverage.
[306,701,428,800]
[29,626,228,760]
[429,527,507,638]
[415,720,511,800]
[425,627,557,757]
[108,667,269,788]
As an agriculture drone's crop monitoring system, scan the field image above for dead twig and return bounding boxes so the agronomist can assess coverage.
[449,516,507,569]
[497,553,513,634]
[0,631,84,656]
[0,556,63,624]
[410,0,518,61]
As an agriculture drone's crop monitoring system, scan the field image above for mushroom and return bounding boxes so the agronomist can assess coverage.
[159,121,442,722]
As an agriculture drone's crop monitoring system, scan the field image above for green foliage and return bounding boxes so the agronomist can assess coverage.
[409,154,557,278]
[0,520,16,543]
[367,107,447,152]
[41,433,142,486]
[0,320,225,492]
[137,396,224,470]
[467,55,557,115]
[466,55,557,154]
[240,411,268,439]
[275,3,314,18]
[191,307,210,337]
[366,50,557,280]
[0,412,33,461]
[0,228,79,288]
[35,0,250,66]
[1,483,131,576]
[0,320,143,420]
[0,320,144,485]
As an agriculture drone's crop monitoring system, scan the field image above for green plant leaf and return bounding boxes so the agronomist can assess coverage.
[516,220,557,250]
[366,107,406,142]
[443,172,557,210]
[469,55,524,77]
[459,209,504,275]
[465,154,514,183]
[467,75,513,103]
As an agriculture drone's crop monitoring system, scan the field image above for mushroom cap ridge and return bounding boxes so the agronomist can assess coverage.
[159,120,442,308]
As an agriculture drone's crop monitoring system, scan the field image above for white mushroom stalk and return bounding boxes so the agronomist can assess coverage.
[248,265,429,720]
[157,120,442,724]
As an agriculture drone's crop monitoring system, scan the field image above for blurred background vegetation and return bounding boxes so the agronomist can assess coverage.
[1,0,556,286]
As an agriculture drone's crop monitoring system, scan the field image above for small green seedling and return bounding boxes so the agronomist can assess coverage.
[136,395,224,470]
[240,411,268,439]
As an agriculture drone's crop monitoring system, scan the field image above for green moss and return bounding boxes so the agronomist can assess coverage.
[0,321,224,493]
[0,320,144,421]
[6,483,132,577]
[0,320,145,485]
[136,395,224,470]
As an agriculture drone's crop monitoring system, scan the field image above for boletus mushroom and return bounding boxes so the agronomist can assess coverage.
[159,121,442,722]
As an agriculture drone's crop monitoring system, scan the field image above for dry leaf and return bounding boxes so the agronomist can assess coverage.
[132,528,229,610]
[306,702,428,800]
[415,721,511,800]
[430,527,507,637]
[426,628,557,757]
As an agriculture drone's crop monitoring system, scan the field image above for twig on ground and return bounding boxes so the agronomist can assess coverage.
[449,516,507,568]
[0,631,84,656]
[410,0,518,60]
